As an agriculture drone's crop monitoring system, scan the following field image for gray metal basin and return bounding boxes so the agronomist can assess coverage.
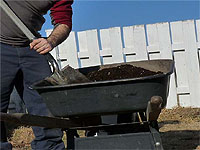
[32,59,174,117]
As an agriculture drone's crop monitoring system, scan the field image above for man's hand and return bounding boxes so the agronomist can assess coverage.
[30,38,54,54]
[30,24,71,55]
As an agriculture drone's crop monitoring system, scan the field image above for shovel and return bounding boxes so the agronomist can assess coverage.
[1,0,89,85]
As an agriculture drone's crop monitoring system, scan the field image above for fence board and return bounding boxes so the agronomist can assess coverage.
[182,20,200,107]
[146,24,160,53]
[170,21,191,107]
[86,30,101,66]
[109,27,124,63]
[100,27,124,64]
[78,31,89,67]
[173,51,189,95]
[146,24,161,60]
[123,26,136,61]
[123,25,148,62]
[157,22,177,108]
[146,22,177,108]
[78,30,101,67]
[100,29,113,64]
[58,32,79,69]
[157,23,172,59]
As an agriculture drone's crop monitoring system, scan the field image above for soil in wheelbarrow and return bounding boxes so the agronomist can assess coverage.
[86,64,163,81]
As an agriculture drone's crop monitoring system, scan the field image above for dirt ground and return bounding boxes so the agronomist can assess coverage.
[158,107,200,150]
[8,107,200,150]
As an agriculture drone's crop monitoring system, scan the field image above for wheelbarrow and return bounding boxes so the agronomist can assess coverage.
[1,59,174,150]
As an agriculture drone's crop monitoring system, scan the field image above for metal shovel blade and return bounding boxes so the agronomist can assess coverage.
[43,54,90,86]
[44,65,90,86]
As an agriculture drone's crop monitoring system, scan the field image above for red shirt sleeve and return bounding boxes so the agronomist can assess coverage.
[50,0,73,30]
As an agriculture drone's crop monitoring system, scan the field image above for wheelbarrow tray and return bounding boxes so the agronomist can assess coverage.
[32,59,174,117]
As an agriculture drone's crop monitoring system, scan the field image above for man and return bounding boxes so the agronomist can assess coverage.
[0,0,73,149]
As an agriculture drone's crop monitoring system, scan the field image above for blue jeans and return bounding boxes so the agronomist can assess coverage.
[0,43,65,150]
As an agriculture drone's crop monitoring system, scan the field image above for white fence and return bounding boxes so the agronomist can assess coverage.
[46,19,200,108]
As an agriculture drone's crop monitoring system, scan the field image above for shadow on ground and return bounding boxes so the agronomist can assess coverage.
[160,130,200,150]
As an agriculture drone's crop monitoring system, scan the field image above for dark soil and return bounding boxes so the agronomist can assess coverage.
[86,64,163,81]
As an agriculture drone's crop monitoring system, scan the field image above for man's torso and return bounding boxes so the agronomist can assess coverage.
[0,0,55,46]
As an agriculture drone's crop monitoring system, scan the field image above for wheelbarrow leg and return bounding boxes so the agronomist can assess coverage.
[146,96,163,131]
[146,96,163,121]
